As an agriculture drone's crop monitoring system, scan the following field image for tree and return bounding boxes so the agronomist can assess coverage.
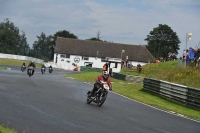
[53,30,78,40]
[145,24,181,59]
[87,37,102,41]
[32,32,53,60]
[18,31,30,55]
[0,18,30,55]
[32,30,78,60]
[87,30,103,41]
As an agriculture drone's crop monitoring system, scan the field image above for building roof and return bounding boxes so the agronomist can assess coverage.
[54,37,155,63]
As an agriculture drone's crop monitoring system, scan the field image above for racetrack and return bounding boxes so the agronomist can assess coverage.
[0,66,199,133]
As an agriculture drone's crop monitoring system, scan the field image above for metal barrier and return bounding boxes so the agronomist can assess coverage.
[80,66,102,72]
[143,78,200,110]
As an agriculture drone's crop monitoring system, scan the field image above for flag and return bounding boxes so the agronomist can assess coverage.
[187,33,192,40]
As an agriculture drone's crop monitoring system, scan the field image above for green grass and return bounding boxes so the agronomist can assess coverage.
[121,61,200,89]
[0,66,6,70]
[0,124,17,133]
[64,72,200,121]
[0,58,42,68]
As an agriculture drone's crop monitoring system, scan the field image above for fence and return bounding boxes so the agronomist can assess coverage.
[80,66,102,72]
[143,78,200,110]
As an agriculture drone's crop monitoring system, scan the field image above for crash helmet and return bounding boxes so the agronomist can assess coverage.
[102,71,109,80]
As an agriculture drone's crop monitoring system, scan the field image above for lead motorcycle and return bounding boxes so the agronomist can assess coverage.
[27,66,34,77]
[86,80,110,107]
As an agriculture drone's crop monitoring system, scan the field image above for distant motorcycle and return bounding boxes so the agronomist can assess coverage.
[27,66,34,77]
[21,65,26,72]
[41,68,45,74]
[86,80,110,107]
[49,67,53,74]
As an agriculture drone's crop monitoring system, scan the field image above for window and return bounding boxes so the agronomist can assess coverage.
[66,54,70,58]
[114,63,118,68]
[60,54,66,58]
[101,57,106,62]
[82,56,89,60]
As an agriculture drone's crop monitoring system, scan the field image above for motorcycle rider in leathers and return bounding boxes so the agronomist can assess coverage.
[28,61,36,75]
[41,64,46,73]
[88,71,112,97]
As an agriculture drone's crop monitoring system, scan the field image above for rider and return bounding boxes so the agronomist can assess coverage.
[41,63,46,72]
[22,62,26,67]
[28,61,36,75]
[88,71,112,97]
[49,65,53,72]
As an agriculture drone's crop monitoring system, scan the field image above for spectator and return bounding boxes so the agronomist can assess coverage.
[186,49,190,66]
[182,50,186,63]
[189,47,195,66]
[73,65,79,71]
[194,49,200,67]
[137,63,142,73]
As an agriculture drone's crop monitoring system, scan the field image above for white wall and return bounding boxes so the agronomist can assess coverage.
[0,53,44,64]
[53,53,149,71]
[54,53,122,72]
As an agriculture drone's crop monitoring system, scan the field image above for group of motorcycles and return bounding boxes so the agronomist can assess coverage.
[21,64,110,107]
[41,67,53,74]
[21,65,53,77]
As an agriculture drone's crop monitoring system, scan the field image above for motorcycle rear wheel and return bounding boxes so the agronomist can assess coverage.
[86,97,92,104]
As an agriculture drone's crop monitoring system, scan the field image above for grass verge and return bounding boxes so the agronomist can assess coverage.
[0,58,42,68]
[0,66,6,70]
[64,72,200,121]
[0,124,17,133]
[121,61,200,89]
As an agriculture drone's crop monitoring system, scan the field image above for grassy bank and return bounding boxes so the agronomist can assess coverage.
[64,72,200,121]
[121,61,200,89]
[0,124,17,133]
[0,58,42,68]
[0,66,6,70]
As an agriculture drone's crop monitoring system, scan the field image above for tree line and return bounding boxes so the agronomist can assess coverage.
[0,18,181,61]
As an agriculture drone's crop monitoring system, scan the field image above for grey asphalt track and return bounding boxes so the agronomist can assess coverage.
[0,66,199,133]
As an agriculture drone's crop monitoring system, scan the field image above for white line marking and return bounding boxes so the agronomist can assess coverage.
[83,82,200,123]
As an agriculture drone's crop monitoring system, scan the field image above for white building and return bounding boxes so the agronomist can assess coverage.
[53,37,155,72]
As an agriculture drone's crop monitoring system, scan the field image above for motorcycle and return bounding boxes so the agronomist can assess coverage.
[49,67,53,74]
[21,65,26,72]
[86,80,110,107]
[27,66,34,77]
[41,67,45,74]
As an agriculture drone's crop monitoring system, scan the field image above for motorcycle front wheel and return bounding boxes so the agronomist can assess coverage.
[97,91,107,107]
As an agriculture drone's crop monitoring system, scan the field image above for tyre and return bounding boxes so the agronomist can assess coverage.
[86,97,92,104]
[29,70,32,77]
[97,91,107,107]
[86,91,92,104]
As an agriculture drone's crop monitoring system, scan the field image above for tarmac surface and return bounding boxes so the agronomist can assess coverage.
[0,66,199,133]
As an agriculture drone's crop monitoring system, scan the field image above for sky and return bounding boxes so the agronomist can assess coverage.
[0,0,200,57]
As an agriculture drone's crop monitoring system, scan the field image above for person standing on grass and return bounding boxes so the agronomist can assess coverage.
[186,49,190,66]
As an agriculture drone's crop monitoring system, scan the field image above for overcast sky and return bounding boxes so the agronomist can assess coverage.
[0,0,200,57]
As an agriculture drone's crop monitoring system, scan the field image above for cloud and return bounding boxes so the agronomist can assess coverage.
[0,0,199,56]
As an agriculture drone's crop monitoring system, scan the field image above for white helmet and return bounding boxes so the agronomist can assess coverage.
[102,71,109,79]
